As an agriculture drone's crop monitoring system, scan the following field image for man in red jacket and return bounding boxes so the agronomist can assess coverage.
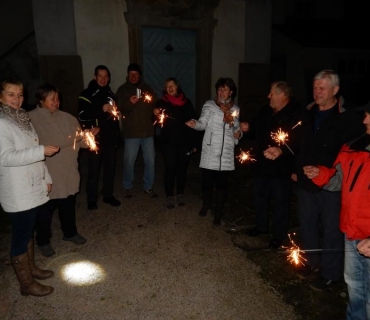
[303,102,370,320]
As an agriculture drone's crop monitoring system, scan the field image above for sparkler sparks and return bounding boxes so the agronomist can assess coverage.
[108,98,120,121]
[283,233,307,266]
[236,148,256,163]
[271,128,289,146]
[292,121,302,129]
[143,94,152,103]
[153,109,174,127]
[59,128,98,152]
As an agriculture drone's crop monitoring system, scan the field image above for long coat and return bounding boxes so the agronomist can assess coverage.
[193,100,241,171]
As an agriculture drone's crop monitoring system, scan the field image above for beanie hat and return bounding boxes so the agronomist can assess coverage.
[127,63,142,75]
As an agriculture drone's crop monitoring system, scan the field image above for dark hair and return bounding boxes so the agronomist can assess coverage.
[215,77,237,100]
[35,84,58,105]
[271,81,293,98]
[163,77,183,96]
[0,79,23,95]
[94,65,111,79]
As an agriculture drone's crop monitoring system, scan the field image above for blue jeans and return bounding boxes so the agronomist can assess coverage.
[123,137,155,190]
[344,236,370,320]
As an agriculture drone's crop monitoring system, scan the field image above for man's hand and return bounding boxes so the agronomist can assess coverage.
[130,95,140,104]
[240,122,249,132]
[185,120,196,128]
[263,146,282,160]
[357,238,370,257]
[153,108,161,116]
[102,103,113,113]
[303,166,320,179]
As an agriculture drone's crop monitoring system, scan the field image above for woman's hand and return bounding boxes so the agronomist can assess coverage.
[44,145,59,156]
[47,184,52,193]
[234,130,242,139]
[186,120,196,128]
[153,108,161,116]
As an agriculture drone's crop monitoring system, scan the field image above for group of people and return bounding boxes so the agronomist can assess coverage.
[244,69,369,319]
[1,64,369,319]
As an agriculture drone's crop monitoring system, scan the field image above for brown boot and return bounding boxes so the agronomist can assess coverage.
[11,253,54,297]
[27,239,54,280]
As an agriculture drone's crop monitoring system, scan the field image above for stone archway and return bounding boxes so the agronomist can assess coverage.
[124,0,219,114]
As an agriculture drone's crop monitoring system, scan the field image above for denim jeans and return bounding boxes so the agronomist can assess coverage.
[123,137,155,190]
[344,236,370,320]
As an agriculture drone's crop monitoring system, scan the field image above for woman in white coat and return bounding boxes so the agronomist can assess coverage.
[0,79,59,297]
[186,77,242,225]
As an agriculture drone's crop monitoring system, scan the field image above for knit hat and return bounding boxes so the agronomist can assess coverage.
[127,63,142,75]
[356,101,370,113]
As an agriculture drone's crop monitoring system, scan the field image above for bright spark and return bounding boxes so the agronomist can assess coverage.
[236,148,256,163]
[284,233,306,266]
[271,128,289,146]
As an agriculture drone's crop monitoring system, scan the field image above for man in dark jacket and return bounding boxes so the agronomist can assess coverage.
[241,81,300,249]
[116,63,158,198]
[78,65,121,210]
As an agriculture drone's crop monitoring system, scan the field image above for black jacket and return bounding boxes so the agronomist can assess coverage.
[246,100,301,180]
[78,80,120,147]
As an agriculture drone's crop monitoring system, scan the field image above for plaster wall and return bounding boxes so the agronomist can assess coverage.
[211,0,245,103]
[74,0,130,92]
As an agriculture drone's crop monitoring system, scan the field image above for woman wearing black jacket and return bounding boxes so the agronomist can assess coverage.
[153,78,197,209]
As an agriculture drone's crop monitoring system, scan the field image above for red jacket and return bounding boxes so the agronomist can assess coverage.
[313,136,370,240]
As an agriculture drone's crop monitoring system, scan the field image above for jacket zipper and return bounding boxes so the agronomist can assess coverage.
[219,123,226,171]
[349,164,363,192]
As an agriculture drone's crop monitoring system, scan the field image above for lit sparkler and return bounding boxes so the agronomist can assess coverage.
[236,148,256,163]
[270,128,297,158]
[143,93,152,103]
[108,98,120,121]
[283,233,307,266]
[60,128,98,153]
[153,109,174,127]
[292,121,302,129]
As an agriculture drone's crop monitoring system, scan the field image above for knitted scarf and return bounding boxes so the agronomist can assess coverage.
[162,93,187,106]
[0,104,36,138]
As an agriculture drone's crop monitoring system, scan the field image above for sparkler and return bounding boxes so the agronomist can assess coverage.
[270,128,297,158]
[108,98,120,121]
[283,233,307,266]
[153,109,174,127]
[292,121,302,129]
[59,128,98,153]
[143,93,152,103]
[236,148,256,163]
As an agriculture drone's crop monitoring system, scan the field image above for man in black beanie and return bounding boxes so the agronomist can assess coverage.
[116,63,158,198]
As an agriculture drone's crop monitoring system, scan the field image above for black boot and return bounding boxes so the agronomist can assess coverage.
[213,190,227,225]
[199,188,212,217]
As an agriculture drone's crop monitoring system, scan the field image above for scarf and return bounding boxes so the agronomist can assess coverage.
[162,93,187,106]
[0,104,36,138]
[215,98,234,127]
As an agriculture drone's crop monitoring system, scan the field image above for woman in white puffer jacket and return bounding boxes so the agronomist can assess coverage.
[186,77,242,225]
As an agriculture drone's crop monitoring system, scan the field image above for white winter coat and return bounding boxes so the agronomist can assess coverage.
[0,110,52,212]
[193,100,241,171]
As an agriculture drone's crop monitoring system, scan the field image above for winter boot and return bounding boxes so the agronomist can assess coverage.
[213,190,227,225]
[28,239,54,280]
[199,188,212,217]
[11,253,54,297]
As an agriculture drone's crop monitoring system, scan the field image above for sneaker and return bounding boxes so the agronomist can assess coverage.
[166,196,175,209]
[88,202,98,210]
[63,234,87,245]
[103,196,121,206]
[124,189,132,199]
[177,194,185,207]
[296,265,319,279]
[309,276,340,291]
[144,189,158,198]
[38,244,55,257]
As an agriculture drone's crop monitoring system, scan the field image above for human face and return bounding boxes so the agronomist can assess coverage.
[217,85,232,102]
[313,78,339,110]
[364,112,370,135]
[0,84,24,110]
[165,81,178,96]
[41,91,60,113]
[268,85,284,112]
[128,71,140,85]
[94,69,109,87]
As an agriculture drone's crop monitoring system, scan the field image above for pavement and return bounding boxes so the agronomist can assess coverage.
[0,137,347,320]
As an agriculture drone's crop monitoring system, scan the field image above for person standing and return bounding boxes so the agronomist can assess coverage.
[241,81,300,249]
[303,102,370,319]
[0,79,59,296]
[29,84,89,257]
[264,70,364,290]
[78,65,121,210]
[116,63,158,198]
[186,77,242,225]
[153,78,197,209]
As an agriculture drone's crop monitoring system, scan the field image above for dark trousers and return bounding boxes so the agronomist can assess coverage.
[201,169,229,207]
[162,144,191,197]
[86,145,117,202]
[296,188,343,281]
[253,176,293,240]
[8,204,45,256]
[35,195,78,246]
